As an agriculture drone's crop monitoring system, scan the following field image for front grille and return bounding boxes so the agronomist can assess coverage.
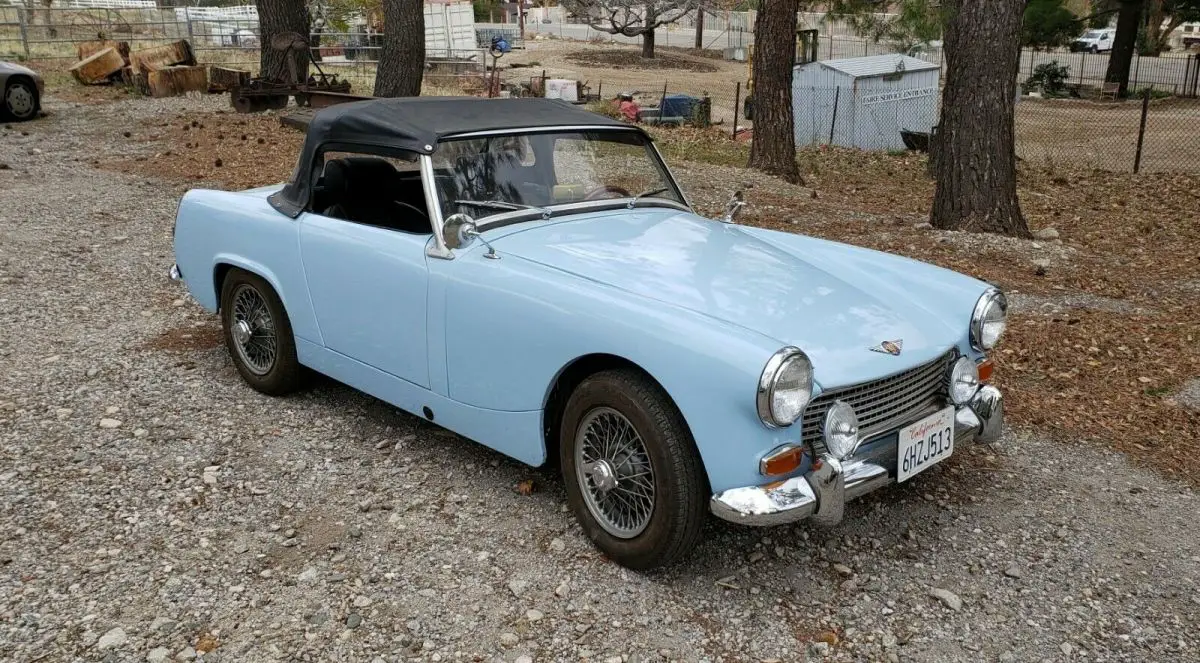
[802,350,955,451]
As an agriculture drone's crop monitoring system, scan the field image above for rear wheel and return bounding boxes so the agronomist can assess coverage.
[219,268,305,395]
[560,369,707,570]
[3,79,38,121]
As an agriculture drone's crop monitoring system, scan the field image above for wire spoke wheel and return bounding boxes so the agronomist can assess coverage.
[230,284,277,376]
[575,406,656,539]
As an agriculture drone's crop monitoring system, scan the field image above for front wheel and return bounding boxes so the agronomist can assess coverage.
[219,268,306,395]
[3,79,38,121]
[560,369,707,570]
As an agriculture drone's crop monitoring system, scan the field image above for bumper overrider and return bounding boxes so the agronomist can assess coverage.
[711,385,1002,526]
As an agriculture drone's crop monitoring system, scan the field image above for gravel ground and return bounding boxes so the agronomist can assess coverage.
[2,95,1199,663]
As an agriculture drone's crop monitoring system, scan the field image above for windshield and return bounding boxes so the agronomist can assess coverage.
[432,130,684,223]
[1083,30,1103,39]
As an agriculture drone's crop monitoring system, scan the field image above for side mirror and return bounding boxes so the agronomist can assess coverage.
[443,212,500,259]
[443,213,478,250]
[721,190,746,224]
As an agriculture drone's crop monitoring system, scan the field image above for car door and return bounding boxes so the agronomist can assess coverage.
[297,151,432,388]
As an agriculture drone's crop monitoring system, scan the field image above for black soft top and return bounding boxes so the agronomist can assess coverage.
[269,97,640,217]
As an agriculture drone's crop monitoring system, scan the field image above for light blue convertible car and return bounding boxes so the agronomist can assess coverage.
[170,97,1005,570]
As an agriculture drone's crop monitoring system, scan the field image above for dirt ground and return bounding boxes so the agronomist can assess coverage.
[91,94,1200,490]
[2,63,1199,663]
[1016,97,1200,173]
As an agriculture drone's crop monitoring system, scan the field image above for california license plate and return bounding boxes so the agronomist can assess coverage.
[897,406,955,483]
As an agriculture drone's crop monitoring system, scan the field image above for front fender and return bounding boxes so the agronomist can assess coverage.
[438,250,803,494]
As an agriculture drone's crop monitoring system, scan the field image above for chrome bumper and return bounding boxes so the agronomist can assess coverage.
[711,385,1003,527]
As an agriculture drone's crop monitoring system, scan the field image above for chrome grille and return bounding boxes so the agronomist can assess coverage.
[802,351,955,450]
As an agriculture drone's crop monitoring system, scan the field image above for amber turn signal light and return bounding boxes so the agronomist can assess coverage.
[760,444,804,476]
[977,359,995,383]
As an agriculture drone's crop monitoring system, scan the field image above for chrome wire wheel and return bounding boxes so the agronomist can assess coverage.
[230,283,277,376]
[574,406,656,539]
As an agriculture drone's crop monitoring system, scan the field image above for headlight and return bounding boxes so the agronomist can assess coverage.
[757,347,813,428]
[948,356,980,405]
[970,289,1007,351]
[823,400,860,460]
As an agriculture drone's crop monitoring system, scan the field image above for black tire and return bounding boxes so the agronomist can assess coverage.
[1089,46,1099,54]
[219,268,306,395]
[560,369,707,570]
[3,78,38,122]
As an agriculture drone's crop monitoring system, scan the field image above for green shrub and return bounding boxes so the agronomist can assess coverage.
[1022,61,1071,97]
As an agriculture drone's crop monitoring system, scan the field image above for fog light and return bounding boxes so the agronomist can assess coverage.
[823,400,860,460]
[949,356,981,405]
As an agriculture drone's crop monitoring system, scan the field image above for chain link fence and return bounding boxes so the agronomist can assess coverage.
[4,7,1199,174]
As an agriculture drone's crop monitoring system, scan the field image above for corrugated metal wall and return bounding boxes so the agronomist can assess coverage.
[792,60,940,152]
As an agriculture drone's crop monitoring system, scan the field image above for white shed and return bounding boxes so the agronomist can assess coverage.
[792,54,941,152]
[424,0,478,58]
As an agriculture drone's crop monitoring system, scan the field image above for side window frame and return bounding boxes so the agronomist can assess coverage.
[305,141,434,235]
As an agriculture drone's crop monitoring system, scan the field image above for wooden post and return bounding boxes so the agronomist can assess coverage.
[1078,50,1086,88]
[1133,88,1150,174]
[732,81,741,139]
[17,8,30,60]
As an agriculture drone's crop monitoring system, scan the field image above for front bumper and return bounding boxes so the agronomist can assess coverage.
[710,385,1003,527]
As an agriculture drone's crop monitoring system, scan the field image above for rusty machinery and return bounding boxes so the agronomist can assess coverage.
[230,32,352,113]
[743,28,819,121]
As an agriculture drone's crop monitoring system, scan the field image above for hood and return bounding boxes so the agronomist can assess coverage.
[0,61,40,78]
[491,209,986,388]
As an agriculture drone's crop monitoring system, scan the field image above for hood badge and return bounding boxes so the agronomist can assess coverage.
[869,339,904,356]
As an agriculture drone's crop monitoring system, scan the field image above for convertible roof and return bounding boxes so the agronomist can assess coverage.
[306,96,633,150]
[269,97,638,218]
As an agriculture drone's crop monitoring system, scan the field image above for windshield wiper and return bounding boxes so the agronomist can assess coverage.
[626,187,670,209]
[452,199,552,219]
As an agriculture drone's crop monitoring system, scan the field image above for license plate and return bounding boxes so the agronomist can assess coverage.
[897,406,955,483]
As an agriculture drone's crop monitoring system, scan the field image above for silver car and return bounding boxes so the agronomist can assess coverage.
[1,61,44,122]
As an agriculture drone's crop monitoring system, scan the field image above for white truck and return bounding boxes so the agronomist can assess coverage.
[1071,28,1116,53]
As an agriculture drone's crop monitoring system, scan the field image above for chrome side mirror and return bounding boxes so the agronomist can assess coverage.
[722,190,746,224]
[443,212,499,259]
[443,213,478,250]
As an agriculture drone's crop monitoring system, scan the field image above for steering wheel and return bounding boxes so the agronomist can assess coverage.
[583,185,630,201]
[393,200,430,226]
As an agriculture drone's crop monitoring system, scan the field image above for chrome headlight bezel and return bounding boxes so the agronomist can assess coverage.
[970,289,1008,351]
[756,347,814,428]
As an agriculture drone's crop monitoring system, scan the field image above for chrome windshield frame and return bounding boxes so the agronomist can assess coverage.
[430,125,691,233]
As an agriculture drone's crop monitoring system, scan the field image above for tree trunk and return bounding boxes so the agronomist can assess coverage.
[695,7,704,50]
[930,0,1029,237]
[374,0,425,97]
[746,0,801,184]
[642,28,657,57]
[255,0,309,82]
[1104,0,1142,94]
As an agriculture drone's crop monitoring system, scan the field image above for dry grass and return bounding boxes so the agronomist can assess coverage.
[564,48,721,73]
[96,103,1200,488]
